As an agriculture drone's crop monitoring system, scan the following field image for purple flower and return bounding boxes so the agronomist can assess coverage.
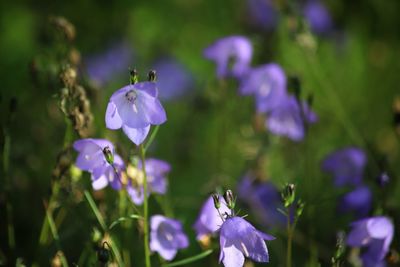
[127,158,170,205]
[322,147,367,187]
[238,175,287,227]
[266,95,318,141]
[193,195,230,240]
[204,36,253,79]
[247,0,279,31]
[73,138,124,190]
[303,0,333,35]
[219,216,275,267]
[105,81,167,145]
[339,185,372,218]
[347,216,394,267]
[152,58,193,101]
[377,172,390,187]
[239,63,287,113]
[150,215,189,261]
[86,42,134,86]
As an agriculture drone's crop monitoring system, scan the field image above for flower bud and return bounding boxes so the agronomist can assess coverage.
[377,172,390,187]
[223,189,235,210]
[212,194,221,209]
[129,68,138,84]
[97,242,110,263]
[102,146,114,165]
[296,200,305,218]
[282,183,296,208]
[148,70,157,82]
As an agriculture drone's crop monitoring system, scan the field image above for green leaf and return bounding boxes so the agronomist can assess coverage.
[161,249,213,267]
[109,214,142,230]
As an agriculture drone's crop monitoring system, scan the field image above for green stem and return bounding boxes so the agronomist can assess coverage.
[161,249,213,267]
[286,207,292,267]
[144,125,160,151]
[140,144,151,267]
[83,190,124,267]
[3,133,15,252]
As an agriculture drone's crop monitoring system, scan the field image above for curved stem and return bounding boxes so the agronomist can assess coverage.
[286,207,292,267]
[140,144,151,267]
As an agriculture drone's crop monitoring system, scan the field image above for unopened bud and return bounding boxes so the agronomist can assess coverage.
[102,146,114,165]
[129,68,138,84]
[148,70,156,82]
[212,194,221,209]
[223,189,235,210]
[282,183,296,208]
[296,200,305,218]
[377,172,390,187]
[97,242,110,263]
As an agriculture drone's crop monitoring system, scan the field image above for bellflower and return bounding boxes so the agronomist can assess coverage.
[239,63,287,113]
[322,147,366,187]
[150,215,189,261]
[338,185,372,218]
[193,195,230,240]
[73,138,124,190]
[105,81,167,145]
[347,216,394,267]
[152,58,193,101]
[238,175,287,227]
[86,42,134,86]
[303,0,333,35]
[247,0,279,31]
[266,95,318,141]
[127,158,170,205]
[204,36,252,79]
[219,216,275,267]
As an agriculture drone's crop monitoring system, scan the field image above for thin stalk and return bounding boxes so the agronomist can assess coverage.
[83,190,124,267]
[139,144,151,267]
[286,207,293,267]
[144,125,160,151]
[3,133,15,251]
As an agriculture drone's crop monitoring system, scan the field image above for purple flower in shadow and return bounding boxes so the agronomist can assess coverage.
[322,147,367,187]
[266,95,318,141]
[193,195,230,240]
[105,81,167,145]
[127,158,171,205]
[86,42,134,86]
[239,63,287,113]
[303,0,333,35]
[73,138,124,190]
[338,185,372,218]
[219,216,275,267]
[347,216,393,267]
[204,36,253,79]
[150,215,189,261]
[238,175,287,228]
[152,58,193,101]
[247,0,279,31]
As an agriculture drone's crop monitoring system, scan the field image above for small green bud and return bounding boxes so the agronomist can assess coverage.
[282,183,296,208]
[102,146,114,165]
[296,200,305,218]
[148,70,156,82]
[212,194,221,209]
[129,68,138,84]
[223,189,235,210]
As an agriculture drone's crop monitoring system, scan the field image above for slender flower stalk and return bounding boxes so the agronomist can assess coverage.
[140,144,151,267]
[286,206,293,267]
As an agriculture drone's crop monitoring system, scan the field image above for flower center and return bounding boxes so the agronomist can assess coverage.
[125,90,137,103]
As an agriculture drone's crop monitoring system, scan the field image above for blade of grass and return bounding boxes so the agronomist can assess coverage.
[161,249,213,267]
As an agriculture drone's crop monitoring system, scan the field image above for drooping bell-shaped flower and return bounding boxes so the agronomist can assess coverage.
[105,81,167,145]
[246,0,279,31]
[239,63,287,113]
[219,216,275,267]
[322,147,366,187]
[266,95,318,141]
[126,158,171,205]
[150,215,189,261]
[73,138,124,190]
[204,36,253,79]
[303,0,333,35]
[193,195,230,240]
[338,185,372,218]
[347,216,394,267]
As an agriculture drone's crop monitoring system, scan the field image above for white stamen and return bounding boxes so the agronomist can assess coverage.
[240,242,249,257]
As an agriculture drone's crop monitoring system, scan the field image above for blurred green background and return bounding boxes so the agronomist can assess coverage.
[1,0,400,266]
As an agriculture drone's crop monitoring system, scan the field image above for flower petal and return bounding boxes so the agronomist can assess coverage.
[105,101,123,129]
[122,125,151,145]
[221,245,245,267]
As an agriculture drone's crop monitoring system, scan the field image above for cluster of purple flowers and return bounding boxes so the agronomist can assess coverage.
[246,0,333,35]
[204,35,317,141]
[322,147,371,218]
